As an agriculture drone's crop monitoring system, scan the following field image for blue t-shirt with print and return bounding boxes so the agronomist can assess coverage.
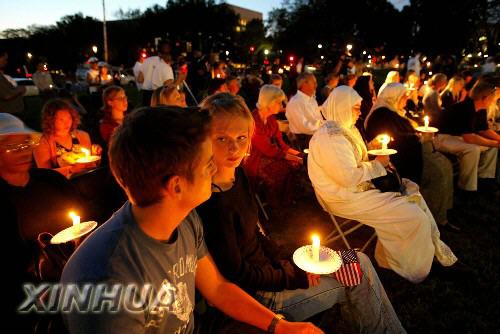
[61,201,208,334]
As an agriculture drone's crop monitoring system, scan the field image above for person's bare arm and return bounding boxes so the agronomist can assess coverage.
[195,255,323,334]
[463,133,500,148]
[479,129,500,142]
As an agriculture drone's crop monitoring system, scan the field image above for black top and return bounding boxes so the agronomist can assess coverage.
[1,168,84,327]
[439,97,488,136]
[2,168,85,241]
[365,107,423,184]
[440,90,458,111]
[196,167,308,293]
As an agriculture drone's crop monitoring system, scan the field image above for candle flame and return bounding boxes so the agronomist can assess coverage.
[377,134,390,150]
[424,116,430,128]
[81,148,90,157]
[69,211,80,226]
[378,134,390,144]
[312,235,320,247]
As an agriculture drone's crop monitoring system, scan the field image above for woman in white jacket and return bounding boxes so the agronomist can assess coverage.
[308,86,457,283]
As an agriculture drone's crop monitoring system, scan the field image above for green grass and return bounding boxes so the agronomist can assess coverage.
[266,177,500,333]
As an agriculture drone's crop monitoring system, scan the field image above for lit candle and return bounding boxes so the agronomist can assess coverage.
[378,134,390,151]
[51,212,97,244]
[312,235,320,262]
[424,116,430,129]
[69,211,80,226]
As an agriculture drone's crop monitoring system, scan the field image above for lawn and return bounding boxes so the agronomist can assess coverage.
[267,178,500,333]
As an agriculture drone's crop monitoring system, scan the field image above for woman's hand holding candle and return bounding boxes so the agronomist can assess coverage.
[375,155,390,167]
[307,272,321,287]
[91,144,102,156]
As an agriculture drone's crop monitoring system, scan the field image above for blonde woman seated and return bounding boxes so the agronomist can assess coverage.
[99,86,128,144]
[308,86,457,283]
[440,75,465,110]
[34,99,102,178]
[150,84,186,107]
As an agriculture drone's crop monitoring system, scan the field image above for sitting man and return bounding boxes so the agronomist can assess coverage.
[286,72,324,150]
[61,106,322,334]
[0,113,84,331]
[435,78,499,194]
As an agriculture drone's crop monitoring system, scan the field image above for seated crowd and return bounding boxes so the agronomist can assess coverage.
[2,53,500,334]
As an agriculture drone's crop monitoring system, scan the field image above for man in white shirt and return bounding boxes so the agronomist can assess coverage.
[286,72,324,149]
[32,62,54,92]
[132,57,143,91]
[139,55,160,106]
[139,41,171,106]
[151,53,174,90]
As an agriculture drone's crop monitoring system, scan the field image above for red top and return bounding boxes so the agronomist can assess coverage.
[99,117,121,144]
[243,109,290,178]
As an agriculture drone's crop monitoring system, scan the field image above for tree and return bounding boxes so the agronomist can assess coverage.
[0,28,30,39]
[267,0,407,61]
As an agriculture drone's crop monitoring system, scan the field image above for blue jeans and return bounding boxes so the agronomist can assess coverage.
[254,253,405,333]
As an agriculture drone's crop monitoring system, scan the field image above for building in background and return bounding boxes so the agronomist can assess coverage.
[227,4,263,32]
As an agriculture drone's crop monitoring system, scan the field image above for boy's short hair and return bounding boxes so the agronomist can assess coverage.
[108,106,211,207]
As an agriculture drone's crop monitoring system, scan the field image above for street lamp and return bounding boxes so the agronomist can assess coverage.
[26,52,33,59]
[92,45,98,54]
[102,0,109,63]
[317,44,323,49]
[264,49,269,55]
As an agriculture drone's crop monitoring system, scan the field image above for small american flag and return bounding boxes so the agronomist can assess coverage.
[334,249,363,287]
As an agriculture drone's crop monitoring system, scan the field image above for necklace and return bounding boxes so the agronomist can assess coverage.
[211,178,235,192]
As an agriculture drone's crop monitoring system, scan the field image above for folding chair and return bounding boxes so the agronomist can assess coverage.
[255,193,270,221]
[314,191,376,252]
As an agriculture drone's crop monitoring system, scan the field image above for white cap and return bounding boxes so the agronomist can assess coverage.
[0,113,36,136]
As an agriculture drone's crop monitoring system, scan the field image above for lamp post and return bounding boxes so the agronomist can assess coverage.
[102,0,109,63]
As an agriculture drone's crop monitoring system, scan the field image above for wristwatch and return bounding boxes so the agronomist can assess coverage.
[267,314,285,333]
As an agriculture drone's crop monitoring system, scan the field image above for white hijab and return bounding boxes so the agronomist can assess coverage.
[377,71,400,96]
[322,86,362,128]
[322,86,367,160]
[365,82,407,130]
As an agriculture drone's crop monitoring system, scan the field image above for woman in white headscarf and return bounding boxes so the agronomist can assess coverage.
[378,70,400,96]
[308,86,457,283]
[365,83,455,228]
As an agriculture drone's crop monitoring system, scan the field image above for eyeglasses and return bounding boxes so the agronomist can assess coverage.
[1,138,39,153]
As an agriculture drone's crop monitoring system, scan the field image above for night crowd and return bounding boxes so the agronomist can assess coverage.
[1,42,499,334]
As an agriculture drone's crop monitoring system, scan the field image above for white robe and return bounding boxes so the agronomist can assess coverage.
[308,121,457,283]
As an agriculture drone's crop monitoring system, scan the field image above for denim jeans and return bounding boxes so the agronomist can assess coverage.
[254,253,406,334]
